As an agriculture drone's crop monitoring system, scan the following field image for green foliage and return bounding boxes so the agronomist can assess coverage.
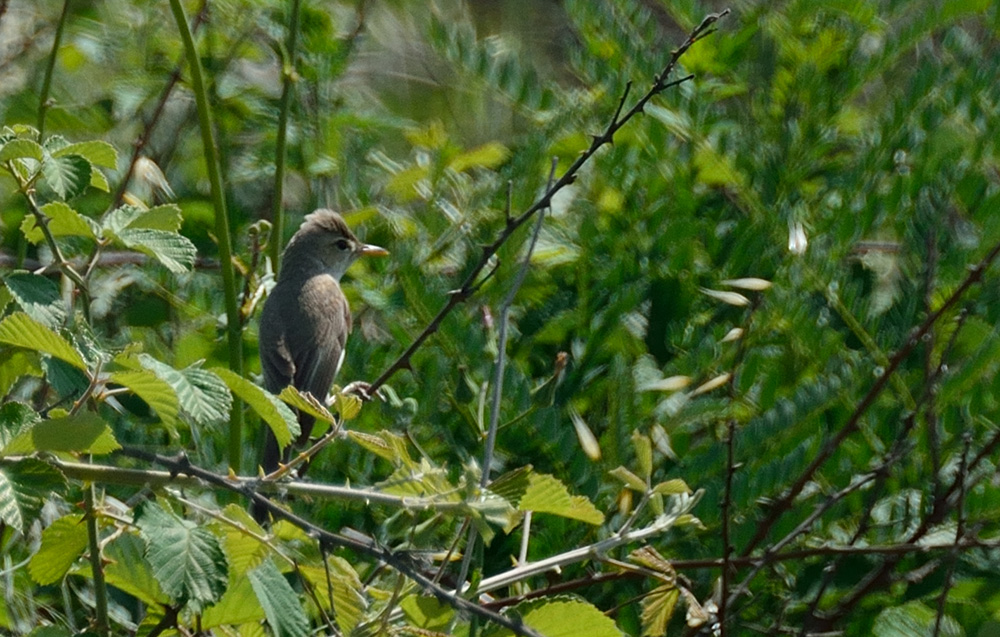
[2,0,1000,635]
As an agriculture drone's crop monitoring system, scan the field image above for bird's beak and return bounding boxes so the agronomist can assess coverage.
[361,244,389,257]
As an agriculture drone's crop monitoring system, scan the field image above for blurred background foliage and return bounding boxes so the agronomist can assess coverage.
[3,0,1000,634]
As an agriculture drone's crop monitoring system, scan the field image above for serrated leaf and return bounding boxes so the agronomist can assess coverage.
[5,412,119,455]
[488,465,533,505]
[497,598,621,637]
[331,390,362,420]
[136,501,228,612]
[212,368,298,449]
[20,201,99,244]
[248,558,309,637]
[115,228,196,273]
[640,585,680,637]
[0,138,44,161]
[42,154,92,199]
[29,514,88,585]
[4,271,65,329]
[104,532,169,606]
[137,355,231,427]
[90,168,109,192]
[347,430,416,468]
[400,595,454,630]
[629,546,676,578]
[518,473,604,525]
[298,556,366,634]
[652,479,691,496]
[214,504,268,578]
[0,458,67,533]
[126,204,184,231]
[278,386,336,426]
[110,369,181,433]
[610,466,647,492]
[200,576,265,628]
[52,140,117,168]
[0,312,87,370]
[873,601,962,637]
[448,141,511,173]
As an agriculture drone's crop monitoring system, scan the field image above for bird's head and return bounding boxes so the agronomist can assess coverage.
[281,209,388,280]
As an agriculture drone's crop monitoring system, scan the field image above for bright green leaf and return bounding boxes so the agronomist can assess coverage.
[29,514,88,585]
[248,558,309,637]
[518,473,604,525]
[0,138,44,162]
[213,368,299,449]
[52,140,117,168]
[0,312,87,370]
[609,466,647,492]
[20,201,98,244]
[0,458,67,533]
[110,369,181,433]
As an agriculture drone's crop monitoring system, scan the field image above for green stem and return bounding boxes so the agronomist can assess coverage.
[38,0,71,138]
[84,484,109,637]
[168,0,245,472]
[269,0,302,271]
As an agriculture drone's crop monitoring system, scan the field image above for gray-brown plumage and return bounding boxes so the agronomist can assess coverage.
[259,209,386,476]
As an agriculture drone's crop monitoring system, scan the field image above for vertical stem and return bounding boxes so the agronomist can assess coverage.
[84,485,109,637]
[270,0,302,272]
[38,0,71,138]
[168,0,245,471]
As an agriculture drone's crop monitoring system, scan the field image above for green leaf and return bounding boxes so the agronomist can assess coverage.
[0,401,40,452]
[4,271,65,329]
[52,140,117,168]
[29,514,88,585]
[640,585,679,637]
[115,228,197,273]
[518,473,604,525]
[41,154,92,200]
[652,479,691,496]
[136,500,228,612]
[873,601,961,637]
[298,557,368,634]
[0,458,67,533]
[609,466,647,492]
[278,386,336,428]
[493,597,621,637]
[0,312,87,370]
[248,557,309,637]
[126,204,184,231]
[347,430,416,468]
[5,412,119,455]
[0,138,44,162]
[20,201,99,244]
[632,431,653,480]
[200,576,265,628]
[213,504,268,579]
[110,369,181,433]
[400,595,454,630]
[137,355,231,427]
[104,533,168,606]
[448,141,511,173]
[212,368,299,449]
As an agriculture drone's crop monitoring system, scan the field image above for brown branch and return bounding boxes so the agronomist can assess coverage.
[366,9,730,395]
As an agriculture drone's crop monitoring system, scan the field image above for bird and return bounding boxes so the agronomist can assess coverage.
[258,209,387,477]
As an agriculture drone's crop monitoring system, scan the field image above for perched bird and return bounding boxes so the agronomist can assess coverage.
[258,209,387,476]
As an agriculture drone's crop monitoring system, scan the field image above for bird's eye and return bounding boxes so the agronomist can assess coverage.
[335,239,350,251]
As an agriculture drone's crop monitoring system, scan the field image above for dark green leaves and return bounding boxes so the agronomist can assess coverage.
[136,501,228,613]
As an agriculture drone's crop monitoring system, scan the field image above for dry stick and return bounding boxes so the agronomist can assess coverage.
[117,447,545,637]
[742,232,1000,558]
[365,9,730,396]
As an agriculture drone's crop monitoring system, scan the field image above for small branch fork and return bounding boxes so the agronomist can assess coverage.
[365,9,730,395]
